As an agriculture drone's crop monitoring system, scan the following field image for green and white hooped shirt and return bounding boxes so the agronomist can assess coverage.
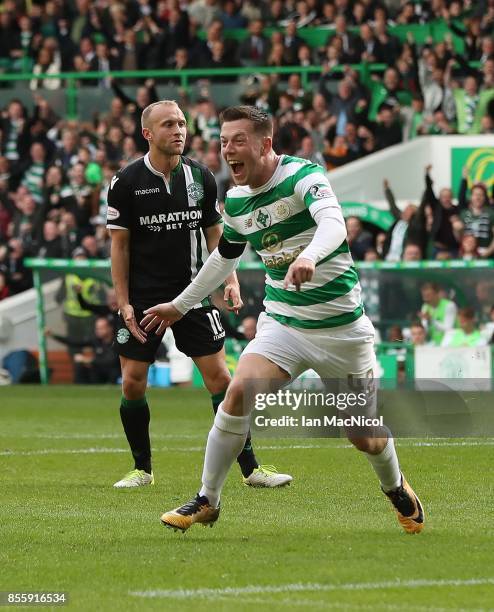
[223,155,363,330]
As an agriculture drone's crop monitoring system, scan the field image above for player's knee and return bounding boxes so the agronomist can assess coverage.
[122,372,147,399]
[348,436,380,453]
[223,378,245,416]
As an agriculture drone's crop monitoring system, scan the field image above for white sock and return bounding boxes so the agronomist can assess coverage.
[365,436,402,492]
[199,404,250,507]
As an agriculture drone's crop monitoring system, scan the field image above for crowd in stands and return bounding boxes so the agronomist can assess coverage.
[347,164,494,262]
[0,0,493,304]
[380,280,494,355]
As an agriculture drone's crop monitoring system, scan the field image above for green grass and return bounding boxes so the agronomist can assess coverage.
[1,386,493,611]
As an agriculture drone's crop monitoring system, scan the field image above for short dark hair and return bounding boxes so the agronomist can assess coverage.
[219,105,273,137]
[458,306,475,320]
[421,282,440,292]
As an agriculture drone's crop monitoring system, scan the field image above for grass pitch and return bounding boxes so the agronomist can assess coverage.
[1,386,493,611]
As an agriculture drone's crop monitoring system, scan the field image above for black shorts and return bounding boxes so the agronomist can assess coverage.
[114,306,225,363]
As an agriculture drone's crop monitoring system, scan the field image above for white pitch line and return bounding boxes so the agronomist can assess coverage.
[0,433,203,440]
[129,577,494,600]
[2,440,494,457]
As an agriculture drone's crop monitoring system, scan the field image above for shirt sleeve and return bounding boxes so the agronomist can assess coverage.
[223,221,248,244]
[434,301,457,333]
[106,173,131,230]
[293,166,340,213]
[201,167,223,228]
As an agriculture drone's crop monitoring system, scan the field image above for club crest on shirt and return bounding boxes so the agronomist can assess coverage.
[187,182,204,201]
[274,201,290,220]
[255,207,271,229]
[117,328,130,344]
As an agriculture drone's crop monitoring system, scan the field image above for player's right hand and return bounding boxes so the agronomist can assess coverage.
[141,303,183,335]
[121,304,147,344]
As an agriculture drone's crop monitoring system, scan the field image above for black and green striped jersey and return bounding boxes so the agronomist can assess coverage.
[223,155,362,330]
[107,153,222,309]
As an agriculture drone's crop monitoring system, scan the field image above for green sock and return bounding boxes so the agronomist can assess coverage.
[120,396,152,474]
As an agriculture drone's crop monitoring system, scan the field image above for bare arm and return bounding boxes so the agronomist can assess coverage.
[110,229,146,343]
[110,229,130,308]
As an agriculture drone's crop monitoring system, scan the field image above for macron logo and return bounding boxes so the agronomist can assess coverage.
[110,176,119,190]
[135,187,161,196]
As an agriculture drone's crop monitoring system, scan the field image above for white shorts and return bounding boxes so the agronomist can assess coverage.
[241,312,376,380]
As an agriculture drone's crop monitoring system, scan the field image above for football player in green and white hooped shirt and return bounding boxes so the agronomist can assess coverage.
[142,106,425,535]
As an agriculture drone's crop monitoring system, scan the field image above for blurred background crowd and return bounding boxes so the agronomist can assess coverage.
[0,0,493,380]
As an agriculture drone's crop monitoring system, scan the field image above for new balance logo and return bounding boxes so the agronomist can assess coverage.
[135,187,161,195]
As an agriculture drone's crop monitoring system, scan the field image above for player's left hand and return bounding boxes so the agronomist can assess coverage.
[283,258,315,291]
[224,283,243,314]
[141,303,183,334]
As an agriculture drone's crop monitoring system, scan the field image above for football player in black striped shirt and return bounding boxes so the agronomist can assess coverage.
[107,100,292,489]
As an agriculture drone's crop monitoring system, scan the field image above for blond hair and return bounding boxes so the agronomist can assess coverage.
[141,100,180,130]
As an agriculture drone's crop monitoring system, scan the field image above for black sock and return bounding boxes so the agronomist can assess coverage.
[211,391,259,478]
[120,396,152,474]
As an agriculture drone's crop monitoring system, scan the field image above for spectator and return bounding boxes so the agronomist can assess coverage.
[29,46,61,91]
[81,234,105,259]
[286,74,312,110]
[454,75,482,134]
[192,98,220,143]
[441,307,486,347]
[460,234,479,260]
[0,100,31,174]
[53,129,79,173]
[333,14,360,63]
[402,243,423,261]
[110,78,158,151]
[89,41,121,88]
[5,238,33,294]
[38,220,63,258]
[43,165,77,216]
[283,21,304,64]
[56,246,106,353]
[374,104,403,150]
[409,322,428,346]
[346,216,374,261]
[422,165,459,257]
[319,79,361,138]
[382,178,428,260]
[420,282,458,345]
[204,149,230,205]
[220,0,247,29]
[238,19,270,67]
[11,190,42,251]
[67,162,94,230]
[21,142,48,205]
[297,135,326,167]
[0,10,22,64]
[188,0,222,30]
[457,179,494,257]
[46,316,120,384]
[58,211,81,257]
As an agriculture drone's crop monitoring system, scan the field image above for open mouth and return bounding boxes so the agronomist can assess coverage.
[228,160,245,177]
